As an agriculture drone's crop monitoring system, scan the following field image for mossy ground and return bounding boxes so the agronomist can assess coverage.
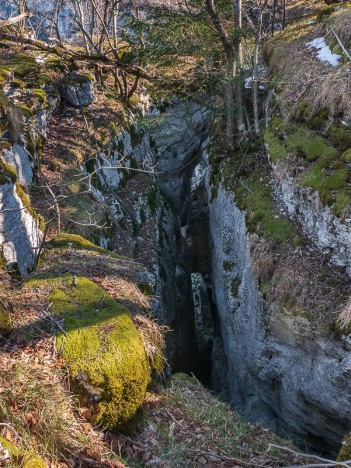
[210,145,297,244]
[264,118,351,218]
[47,233,125,258]
[338,433,351,461]
[0,302,12,337]
[27,275,151,431]
[117,373,313,467]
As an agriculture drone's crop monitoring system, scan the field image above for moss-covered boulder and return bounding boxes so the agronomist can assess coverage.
[0,437,46,467]
[32,275,150,430]
[0,301,12,337]
[337,433,351,461]
[47,233,123,258]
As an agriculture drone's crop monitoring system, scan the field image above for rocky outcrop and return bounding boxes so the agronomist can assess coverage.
[0,182,42,275]
[0,88,57,275]
[61,75,96,107]
[272,159,351,276]
[209,184,351,456]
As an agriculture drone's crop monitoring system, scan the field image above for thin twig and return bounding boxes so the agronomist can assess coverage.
[0,423,23,443]
[165,409,198,438]
[268,444,351,467]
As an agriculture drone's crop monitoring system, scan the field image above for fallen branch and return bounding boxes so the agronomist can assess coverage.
[0,32,149,78]
[268,444,351,468]
[0,13,32,29]
[186,447,250,465]
[165,409,198,438]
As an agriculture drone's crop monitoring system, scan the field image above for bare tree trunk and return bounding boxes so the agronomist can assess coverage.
[19,0,25,34]
[271,0,278,36]
[205,0,237,147]
[77,0,90,54]
[253,0,269,136]
[226,54,236,148]
[113,1,119,51]
[282,0,287,30]
[233,0,246,134]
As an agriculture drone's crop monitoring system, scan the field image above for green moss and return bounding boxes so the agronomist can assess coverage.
[337,433,351,462]
[332,189,351,217]
[63,73,94,85]
[45,58,66,72]
[4,54,39,78]
[48,233,107,253]
[12,77,25,88]
[265,119,337,163]
[0,68,12,86]
[147,187,157,215]
[0,437,46,467]
[42,276,150,430]
[341,148,351,162]
[33,89,47,105]
[332,44,343,55]
[15,183,38,221]
[0,158,17,185]
[47,233,125,259]
[0,303,12,337]
[129,124,143,147]
[286,129,329,161]
[301,153,350,207]
[17,104,33,118]
[235,172,296,243]
[223,261,234,272]
[330,125,351,152]
[317,5,338,22]
[264,117,287,163]
[231,278,240,297]
[171,372,199,385]
[138,282,153,296]
[35,73,52,86]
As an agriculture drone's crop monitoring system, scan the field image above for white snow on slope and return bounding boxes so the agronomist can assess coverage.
[307,37,341,67]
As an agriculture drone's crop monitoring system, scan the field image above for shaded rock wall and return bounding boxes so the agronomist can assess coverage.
[209,184,351,456]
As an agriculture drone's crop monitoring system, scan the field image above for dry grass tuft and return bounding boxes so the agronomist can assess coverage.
[332,9,351,51]
[0,341,86,461]
[250,234,275,283]
[337,298,351,331]
[133,314,167,372]
[315,64,351,120]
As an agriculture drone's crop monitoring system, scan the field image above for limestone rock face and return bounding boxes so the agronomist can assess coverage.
[209,185,351,456]
[61,75,96,107]
[0,183,42,276]
[272,159,351,276]
[3,144,33,185]
[0,87,56,275]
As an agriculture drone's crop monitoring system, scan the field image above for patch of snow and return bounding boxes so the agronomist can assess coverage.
[307,37,341,67]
